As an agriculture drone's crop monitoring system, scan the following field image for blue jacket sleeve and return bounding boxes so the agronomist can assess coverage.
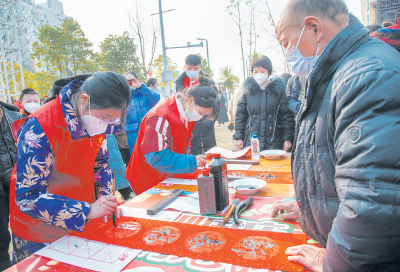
[144,149,197,174]
[106,134,130,191]
[288,98,301,114]
[138,84,160,107]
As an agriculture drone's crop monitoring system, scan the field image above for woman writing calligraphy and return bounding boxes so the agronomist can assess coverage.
[9,72,130,263]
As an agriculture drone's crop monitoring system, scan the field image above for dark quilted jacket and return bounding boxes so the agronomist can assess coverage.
[0,101,20,197]
[233,76,294,150]
[292,20,400,271]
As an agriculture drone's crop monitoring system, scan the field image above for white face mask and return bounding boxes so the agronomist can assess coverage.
[253,73,269,86]
[185,102,203,122]
[80,96,108,136]
[24,102,40,114]
[285,26,320,78]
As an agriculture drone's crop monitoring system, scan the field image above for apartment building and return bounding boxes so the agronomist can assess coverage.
[361,0,400,26]
[13,0,67,72]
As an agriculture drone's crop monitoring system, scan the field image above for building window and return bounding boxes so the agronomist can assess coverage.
[47,0,52,8]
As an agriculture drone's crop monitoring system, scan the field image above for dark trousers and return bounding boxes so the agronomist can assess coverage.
[0,194,11,270]
[119,148,131,166]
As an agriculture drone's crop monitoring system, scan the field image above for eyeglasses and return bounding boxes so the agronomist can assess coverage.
[95,110,121,125]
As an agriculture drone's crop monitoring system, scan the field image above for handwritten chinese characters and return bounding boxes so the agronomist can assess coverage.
[105,221,142,239]
[231,236,279,260]
[186,231,226,253]
[143,226,181,246]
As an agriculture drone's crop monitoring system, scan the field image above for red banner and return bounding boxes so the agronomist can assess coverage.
[71,217,306,271]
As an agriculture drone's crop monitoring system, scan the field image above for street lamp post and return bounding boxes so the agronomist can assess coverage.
[197,38,209,66]
[158,0,169,96]
[155,1,205,97]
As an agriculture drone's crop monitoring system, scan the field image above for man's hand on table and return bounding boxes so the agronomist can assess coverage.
[286,245,325,272]
[283,140,292,152]
[270,200,299,220]
[236,139,244,150]
[196,155,207,168]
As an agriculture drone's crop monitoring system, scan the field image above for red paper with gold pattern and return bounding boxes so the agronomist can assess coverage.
[71,217,305,271]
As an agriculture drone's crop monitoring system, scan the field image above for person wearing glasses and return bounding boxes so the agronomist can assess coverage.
[9,72,130,263]
[124,71,160,154]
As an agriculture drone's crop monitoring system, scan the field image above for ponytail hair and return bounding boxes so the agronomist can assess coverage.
[43,74,90,104]
[183,76,219,120]
[43,72,130,116]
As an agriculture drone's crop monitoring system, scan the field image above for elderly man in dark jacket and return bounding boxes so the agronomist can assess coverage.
[270,0,400,271]
[0,101,20,270]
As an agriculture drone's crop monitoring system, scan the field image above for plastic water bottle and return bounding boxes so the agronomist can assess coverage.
[251,134,260,161]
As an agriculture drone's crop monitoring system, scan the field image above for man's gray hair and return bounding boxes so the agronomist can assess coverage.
[276,0,349,33]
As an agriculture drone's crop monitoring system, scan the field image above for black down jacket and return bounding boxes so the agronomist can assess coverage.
[0,101,20,197]
[175,72,217,155]
[233,76,294,150]
[292,20,400,271]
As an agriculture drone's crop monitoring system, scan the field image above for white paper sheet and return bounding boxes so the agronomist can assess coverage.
[160,178,198,186]
[34,236,142,272]
[227,164,252,171]
[164,196,200,214]
[120,207,182,222]
[205,146,251,159]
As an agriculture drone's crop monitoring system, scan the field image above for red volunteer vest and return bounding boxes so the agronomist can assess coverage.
[183,76,197,90]
[10,97,104,243]
[126,96,194,195]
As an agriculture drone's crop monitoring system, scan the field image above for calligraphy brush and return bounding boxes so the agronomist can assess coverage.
[112,171,117,227]
[223,198,241,223]
[111,172,139,230]
[200,134,204,155]
[233,197,254,227]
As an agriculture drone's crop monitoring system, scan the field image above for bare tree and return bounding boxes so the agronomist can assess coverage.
[246,0,259,58]
[259,0,289,73]
[128,1,160,80]
[228,0,248,81]
[246,0,261,75]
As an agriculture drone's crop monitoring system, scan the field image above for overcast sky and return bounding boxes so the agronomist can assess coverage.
[37,0,362,83]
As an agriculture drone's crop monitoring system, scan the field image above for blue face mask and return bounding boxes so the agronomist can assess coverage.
[285,26,320,78]
[155,86,161,93]
[186,71,200,80]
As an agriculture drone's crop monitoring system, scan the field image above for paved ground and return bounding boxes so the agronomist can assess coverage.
[215,121,233,150]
